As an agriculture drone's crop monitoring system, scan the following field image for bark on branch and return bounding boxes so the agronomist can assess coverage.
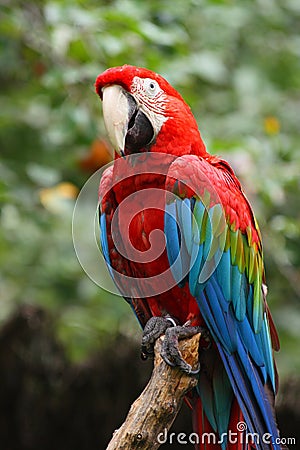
[106,333,200,450]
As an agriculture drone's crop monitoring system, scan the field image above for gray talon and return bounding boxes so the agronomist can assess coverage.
[141,316,174,360]
[141,317,209,376]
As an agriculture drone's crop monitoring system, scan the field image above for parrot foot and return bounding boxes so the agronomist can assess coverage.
[141,316,210,376]
[161,324,206,375]
[141,316,177,360]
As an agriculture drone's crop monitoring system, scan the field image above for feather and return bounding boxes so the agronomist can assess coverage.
[237,274,248,321]
[203,209,213,261]
[230,229,239,264]
[210,274,230,313]
[218,221,228,253]
[189,241,204,297]
[248,246,256,284]
[180,198,193,255]
[212,362,233,449]
[219,345,281,450]
[237,319,265,369]
[189,199,206,296]
[197,280,236,353]
[197,373,218,432]
[255,314,276,391]
[192,200,205,244]
[231,264,243,314]
[164,201,183,284]
[99,212,115,280]
[206,204,223,261]
[253,278,263,333]
[211,203,225,237]
[236,231,245,272]
[216,250,231,301]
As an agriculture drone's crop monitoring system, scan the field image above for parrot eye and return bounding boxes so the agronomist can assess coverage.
[144,78,160,97]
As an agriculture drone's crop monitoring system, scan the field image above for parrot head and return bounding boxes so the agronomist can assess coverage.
[95,65,207,157]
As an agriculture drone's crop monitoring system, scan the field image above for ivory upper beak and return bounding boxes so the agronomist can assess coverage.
[102,85,129,155]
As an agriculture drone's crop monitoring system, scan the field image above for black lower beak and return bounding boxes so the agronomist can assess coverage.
[124,94,154,155]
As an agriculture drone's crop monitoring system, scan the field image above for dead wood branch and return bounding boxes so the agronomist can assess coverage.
[106,333,200,450]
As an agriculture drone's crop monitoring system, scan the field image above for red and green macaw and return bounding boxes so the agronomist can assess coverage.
[95,65,283,449]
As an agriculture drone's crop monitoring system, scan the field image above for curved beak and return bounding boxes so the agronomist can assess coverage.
[101,85,154,155]
[102,85,132,155]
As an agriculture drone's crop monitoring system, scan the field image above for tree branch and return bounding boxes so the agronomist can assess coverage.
[106,333,200,450]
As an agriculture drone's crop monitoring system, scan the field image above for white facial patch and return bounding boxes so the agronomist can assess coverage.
[131,76,168,137]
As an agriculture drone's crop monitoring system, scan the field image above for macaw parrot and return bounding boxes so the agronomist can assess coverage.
[95,65,284,449]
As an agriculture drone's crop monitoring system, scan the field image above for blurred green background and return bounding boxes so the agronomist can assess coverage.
[1,0,300,387]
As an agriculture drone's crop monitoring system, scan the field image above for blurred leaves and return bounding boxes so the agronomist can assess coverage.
[0,0,299,373]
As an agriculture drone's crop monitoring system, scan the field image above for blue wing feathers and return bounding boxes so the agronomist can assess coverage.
[231,265,243,316]
[197,281,279,448]
[179,198,193,255]
[193,200,206,242]
[253,280,264,333]
[189,241,204,296]
[236,276,247,321]
[100,212,115,280]
[219,344,281,450]
[100,212,110,264]
[203,209,213,260]
[164,202,184,285]
[256,317,276,391]
[219,346,266,439]
[200,281,236,353]
[165,202,180,266]
[163,194,280,447]
[210,274,230,313]
[216,250,231,301]
[237,319,265,370]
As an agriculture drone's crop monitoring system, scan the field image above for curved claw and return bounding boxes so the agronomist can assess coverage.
[161,349,200,375]
[161,353,176,368]
[187,363,201,376]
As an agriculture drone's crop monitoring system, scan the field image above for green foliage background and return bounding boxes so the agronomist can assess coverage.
[1,0,300,377]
